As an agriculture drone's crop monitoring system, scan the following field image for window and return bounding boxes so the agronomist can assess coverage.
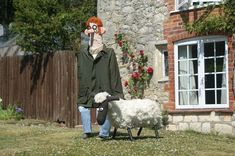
[163,51,169,77]
[0,24,3,36]
[174,36,228,109]
[175,0,223,11]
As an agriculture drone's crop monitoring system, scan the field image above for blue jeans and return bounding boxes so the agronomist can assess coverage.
[78,106,111,137]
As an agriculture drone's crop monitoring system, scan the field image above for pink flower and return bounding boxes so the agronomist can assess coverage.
[147,67,154,74]
[118,41,123,47]
[124,81,128,87]
[139,50,144,56]
[131,72,140,79]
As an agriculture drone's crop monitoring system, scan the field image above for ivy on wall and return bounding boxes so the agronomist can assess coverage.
[184,0,235,34]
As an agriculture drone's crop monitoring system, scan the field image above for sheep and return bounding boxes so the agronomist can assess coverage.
[94,92,162,140]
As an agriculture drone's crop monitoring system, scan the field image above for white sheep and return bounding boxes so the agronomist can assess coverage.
[94,92,162,140]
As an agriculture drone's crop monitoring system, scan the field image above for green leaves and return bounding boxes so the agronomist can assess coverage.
[11,0,96,54]
[185,0,235,34]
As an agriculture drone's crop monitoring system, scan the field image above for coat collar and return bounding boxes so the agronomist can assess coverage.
[85,45,108,61]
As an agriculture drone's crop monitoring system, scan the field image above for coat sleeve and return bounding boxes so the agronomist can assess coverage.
[109,49,124,99]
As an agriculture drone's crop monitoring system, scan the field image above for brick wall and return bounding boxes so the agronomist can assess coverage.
[163,0,235,111]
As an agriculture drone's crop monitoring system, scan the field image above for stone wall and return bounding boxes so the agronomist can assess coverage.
[98,0,169,102]
[167,112,235,136]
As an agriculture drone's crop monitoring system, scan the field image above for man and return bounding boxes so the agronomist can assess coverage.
[77,16,124,139]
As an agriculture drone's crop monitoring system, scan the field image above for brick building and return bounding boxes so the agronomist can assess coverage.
[98,0,235,135]
[162,0,235,135]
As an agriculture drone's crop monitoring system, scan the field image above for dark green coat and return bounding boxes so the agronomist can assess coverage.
[77,45,124,108]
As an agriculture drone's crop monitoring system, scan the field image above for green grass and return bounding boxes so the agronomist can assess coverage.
[0,119,235,156]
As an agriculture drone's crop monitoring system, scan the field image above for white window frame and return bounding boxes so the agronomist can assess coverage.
[175,0,223,11]
[174,36,229,109]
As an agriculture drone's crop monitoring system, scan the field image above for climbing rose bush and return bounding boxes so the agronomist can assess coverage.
[115,32,154,99]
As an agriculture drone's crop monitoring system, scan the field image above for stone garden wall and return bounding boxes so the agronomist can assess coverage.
[167,112,235,136]
[98,0,169,102]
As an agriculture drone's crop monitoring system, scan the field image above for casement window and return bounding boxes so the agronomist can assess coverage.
[175,0,223,11]
[174,36,228,109]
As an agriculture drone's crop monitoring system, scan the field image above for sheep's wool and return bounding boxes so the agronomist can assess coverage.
[108,99,161,129]
[94,92,110,103]
[94,92,162,129]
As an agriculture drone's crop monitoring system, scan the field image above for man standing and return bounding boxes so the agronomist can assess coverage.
[77,16,124,139]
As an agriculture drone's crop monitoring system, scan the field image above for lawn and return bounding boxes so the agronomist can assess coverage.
[0,119,235,156]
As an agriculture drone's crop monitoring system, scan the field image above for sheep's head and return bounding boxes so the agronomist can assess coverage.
[94,92,110,103]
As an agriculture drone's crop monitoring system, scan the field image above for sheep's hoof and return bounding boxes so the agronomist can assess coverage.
[154,126,160,139]
[155,130,160,139]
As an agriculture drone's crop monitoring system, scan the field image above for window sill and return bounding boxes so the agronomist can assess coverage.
[170,3,220,15]
[158,77,169,83]
[168,109,234,114]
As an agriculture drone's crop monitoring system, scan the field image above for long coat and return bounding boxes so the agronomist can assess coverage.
[77,45,124,108]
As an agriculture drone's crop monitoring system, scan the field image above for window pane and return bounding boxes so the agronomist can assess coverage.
[205,90,215,104]
[216,74,226,88]
[179,76,188,90]
[178,46,187,60]
[217,89,227,104]
[164,51,168,76]
[189,44,197,58]
[189,91,198,105]
[205,74,215,88]
[205,59,214,73]
[178,61,187,74]
[204,42,214,57]
[216,58,225,72]
[189,60,198,74]
[179,91,188,105]
[189,75,198,89]
[216,41,225,56]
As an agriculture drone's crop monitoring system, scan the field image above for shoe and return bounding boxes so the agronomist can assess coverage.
[96,135,110,140]
[81,133,92,139]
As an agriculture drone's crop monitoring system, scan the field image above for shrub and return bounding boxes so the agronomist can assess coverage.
[115,32,154,99]
[11,0,96,54]
[0,98,24,120]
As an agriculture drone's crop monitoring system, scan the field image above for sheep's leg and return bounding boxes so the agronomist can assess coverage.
[137,127,142,136]
[127,127,134,141]
[112,127,117,139]
[154,125,160,139]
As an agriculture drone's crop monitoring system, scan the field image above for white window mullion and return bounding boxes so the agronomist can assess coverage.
[213,42,217,104]
[198,39,205,107]
[174,44,179,108]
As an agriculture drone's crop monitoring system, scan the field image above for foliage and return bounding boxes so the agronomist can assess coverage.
[0,98,23,120]
[185,0,235,34]
[11,0,97,54]
[115,32,154,99]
